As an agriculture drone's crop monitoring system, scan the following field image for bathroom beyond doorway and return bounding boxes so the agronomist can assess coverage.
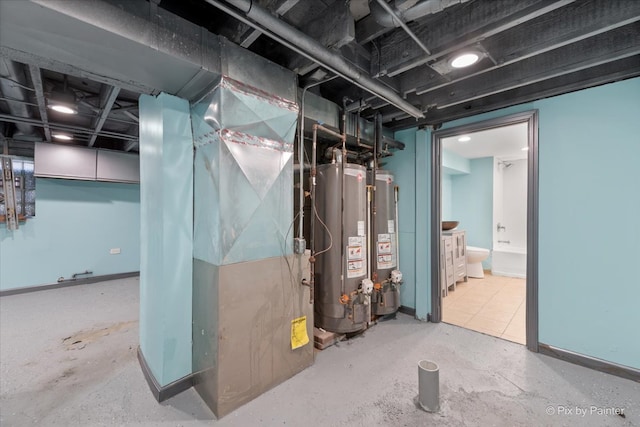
[432,110,538,349]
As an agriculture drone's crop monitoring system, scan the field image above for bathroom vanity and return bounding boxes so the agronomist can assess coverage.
[441,230,468,297]
[441,236,455,296]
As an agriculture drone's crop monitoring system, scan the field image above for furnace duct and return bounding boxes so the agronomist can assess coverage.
[192,76,299,265]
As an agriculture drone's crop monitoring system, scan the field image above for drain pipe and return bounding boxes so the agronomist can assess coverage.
[206,0,424,119]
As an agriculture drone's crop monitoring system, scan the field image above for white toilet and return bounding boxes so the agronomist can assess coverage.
[466,246,490,278]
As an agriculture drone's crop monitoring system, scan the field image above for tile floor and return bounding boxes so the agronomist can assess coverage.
[442,272,526,344]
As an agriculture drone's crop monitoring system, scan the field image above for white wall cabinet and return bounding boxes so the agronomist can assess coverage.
[35,142,139,183]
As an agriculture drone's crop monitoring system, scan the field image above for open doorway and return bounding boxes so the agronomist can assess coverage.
[430,111,539,352]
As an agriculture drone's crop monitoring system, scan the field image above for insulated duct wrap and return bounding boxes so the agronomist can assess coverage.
[192,76,299,265]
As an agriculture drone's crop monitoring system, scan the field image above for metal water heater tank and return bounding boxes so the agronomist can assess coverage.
[314,162,369,333]
[370,170,402,315]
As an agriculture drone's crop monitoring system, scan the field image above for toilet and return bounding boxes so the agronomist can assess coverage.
[466,246,490,278]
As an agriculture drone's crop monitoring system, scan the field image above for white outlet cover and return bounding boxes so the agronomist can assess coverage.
[110,248,121,254]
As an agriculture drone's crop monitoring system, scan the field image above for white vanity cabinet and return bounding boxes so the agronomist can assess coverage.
[440,236,455,296]
[444,230,468,284]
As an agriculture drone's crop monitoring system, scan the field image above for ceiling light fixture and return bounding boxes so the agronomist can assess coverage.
[450,52,479,68]
[458,136,471,142]
[52,133,73,141]
[48,75,78,115]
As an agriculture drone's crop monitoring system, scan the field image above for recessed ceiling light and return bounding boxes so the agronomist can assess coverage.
[52,133,73,141]
[521,146,529,151]
[50,104,77,115]
[47,76,78,114]
[458,136,471,142]
[451,53,479,68]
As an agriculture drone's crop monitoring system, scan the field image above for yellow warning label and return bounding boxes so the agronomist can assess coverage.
[291,316,309,350]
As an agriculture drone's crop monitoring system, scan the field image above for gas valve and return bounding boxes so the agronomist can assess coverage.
[361,278,374,295]
[390,270,403,284]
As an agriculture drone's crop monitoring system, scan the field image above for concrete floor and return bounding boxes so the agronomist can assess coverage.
[1,278,638,426]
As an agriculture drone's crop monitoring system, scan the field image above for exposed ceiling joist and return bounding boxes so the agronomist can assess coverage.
[415,22,640,109]
[123,111,139,123]
[124,140,139,152]
[374,0,574,77]
[0,114,137,141]
[26,65,51,143]
[88,84,120,147]
[390,55,640,129]
[412,0,640,96]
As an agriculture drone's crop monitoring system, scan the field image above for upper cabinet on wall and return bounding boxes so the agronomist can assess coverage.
[34,142,139,183]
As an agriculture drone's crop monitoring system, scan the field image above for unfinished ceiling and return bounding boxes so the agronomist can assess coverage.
[1,0,639,157]
[0,58,140,158]
[170,0,640,126]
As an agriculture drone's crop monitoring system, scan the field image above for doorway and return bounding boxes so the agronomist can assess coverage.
[430,111,539,352]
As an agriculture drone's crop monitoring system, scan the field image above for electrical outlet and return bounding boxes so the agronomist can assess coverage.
[110,248,121,255]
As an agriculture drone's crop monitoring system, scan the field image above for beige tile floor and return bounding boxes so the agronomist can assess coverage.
[442,272,526,344]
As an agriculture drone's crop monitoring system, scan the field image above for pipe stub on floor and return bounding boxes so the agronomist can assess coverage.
[418,359,440,412]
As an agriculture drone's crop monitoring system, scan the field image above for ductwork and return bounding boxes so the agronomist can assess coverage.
[0,59,37,138]
[370,0,471,28]
[207,0,424,119]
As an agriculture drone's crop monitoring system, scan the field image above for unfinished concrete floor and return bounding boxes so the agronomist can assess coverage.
[1,278,638,426]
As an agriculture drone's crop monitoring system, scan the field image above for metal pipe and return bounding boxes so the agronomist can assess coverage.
[373,0,431,56]
[309,124,319,305]
[315,123,345,141]
[298,75,338,240]
[394,185,400,271]
[366,185,373,281]
[371,113,381,282]
[340,108,347,299]
[207,0,424,119]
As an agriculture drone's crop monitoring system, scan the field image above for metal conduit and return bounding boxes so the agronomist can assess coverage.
[374,0,431,56]
[205,0,424,119]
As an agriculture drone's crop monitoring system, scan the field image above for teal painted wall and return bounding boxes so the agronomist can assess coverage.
[535,79,640,369]
[442,149,470,174]
[138,93,193,386]
[0,178,140,291]
[415,130,431,320]
[387,129,431,319]
[398,77,640,369]
[386,129,416,309]
[451,157,494,268]
[442,174,452,220]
